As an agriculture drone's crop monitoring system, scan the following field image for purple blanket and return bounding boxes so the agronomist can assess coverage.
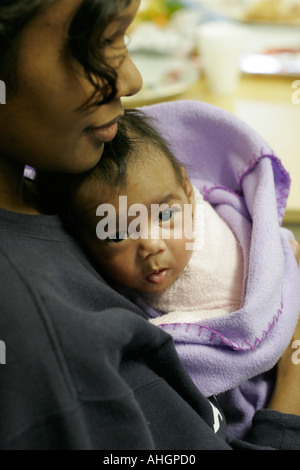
[124,100,300,440]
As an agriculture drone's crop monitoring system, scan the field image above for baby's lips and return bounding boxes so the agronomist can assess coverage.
[147,268,169,285]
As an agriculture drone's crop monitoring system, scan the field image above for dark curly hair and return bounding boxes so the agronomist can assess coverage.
[0,0,131,106]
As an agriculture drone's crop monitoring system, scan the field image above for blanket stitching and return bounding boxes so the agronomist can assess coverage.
[159,300,284,351]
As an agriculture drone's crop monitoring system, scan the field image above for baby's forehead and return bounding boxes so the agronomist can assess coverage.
[128,144,176,178]
[79,142,183,210]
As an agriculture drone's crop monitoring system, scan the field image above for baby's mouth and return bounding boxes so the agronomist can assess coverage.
[146,268,169,285]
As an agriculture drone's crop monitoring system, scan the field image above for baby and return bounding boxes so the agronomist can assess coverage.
[36,106,299,442]
[53,109,244,325]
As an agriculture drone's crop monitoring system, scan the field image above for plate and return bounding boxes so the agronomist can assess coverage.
[240,50,300,76]
[236,23,300,76]
[122,52,199,106]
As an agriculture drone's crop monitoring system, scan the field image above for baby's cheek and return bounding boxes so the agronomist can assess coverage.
[108,258,138,288]
[171,238,192,273]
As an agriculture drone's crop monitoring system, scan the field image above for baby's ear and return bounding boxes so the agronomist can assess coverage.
[180,166,194,207]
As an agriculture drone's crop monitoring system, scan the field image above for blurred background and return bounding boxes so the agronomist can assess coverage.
[123,0,300,237]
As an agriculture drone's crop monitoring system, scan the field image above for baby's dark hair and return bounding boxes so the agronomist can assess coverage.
[89,108,184,190]
[36,109,185,230]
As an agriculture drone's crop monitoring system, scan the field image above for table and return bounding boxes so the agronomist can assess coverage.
[124,73,300,223]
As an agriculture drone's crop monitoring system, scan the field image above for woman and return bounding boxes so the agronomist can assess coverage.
[0,0,300,450]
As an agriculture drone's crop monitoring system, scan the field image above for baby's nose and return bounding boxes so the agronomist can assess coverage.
[137,237,166,260]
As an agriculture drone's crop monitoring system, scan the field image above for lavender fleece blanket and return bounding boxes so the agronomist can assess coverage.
[121,100,300,440]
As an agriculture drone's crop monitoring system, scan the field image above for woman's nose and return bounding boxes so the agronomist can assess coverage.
[137,237,166,260]
[116,52,143,98]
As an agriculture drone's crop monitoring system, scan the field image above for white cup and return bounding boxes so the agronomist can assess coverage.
[198,22,245,95]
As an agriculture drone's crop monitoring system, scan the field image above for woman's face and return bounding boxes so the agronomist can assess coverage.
[0,0,142,173]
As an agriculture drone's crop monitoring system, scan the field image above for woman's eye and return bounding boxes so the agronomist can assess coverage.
[159,209,175,223]
[102,33,129,50]
[108,231,128,243]
[102,38,113,47]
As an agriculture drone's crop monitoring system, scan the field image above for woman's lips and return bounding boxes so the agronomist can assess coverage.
[147,268,169,285]
[88,121,118,142]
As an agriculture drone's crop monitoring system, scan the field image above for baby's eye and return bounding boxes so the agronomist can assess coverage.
[158,209,176,223]
[108,230,129,243]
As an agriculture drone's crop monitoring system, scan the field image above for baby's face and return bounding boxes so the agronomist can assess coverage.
[80,152,194,293]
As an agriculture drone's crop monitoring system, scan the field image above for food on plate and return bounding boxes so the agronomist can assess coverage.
[245,0,300,23]
[134,0,184,26]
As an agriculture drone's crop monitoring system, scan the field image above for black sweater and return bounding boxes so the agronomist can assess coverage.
[0,208,299,450]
